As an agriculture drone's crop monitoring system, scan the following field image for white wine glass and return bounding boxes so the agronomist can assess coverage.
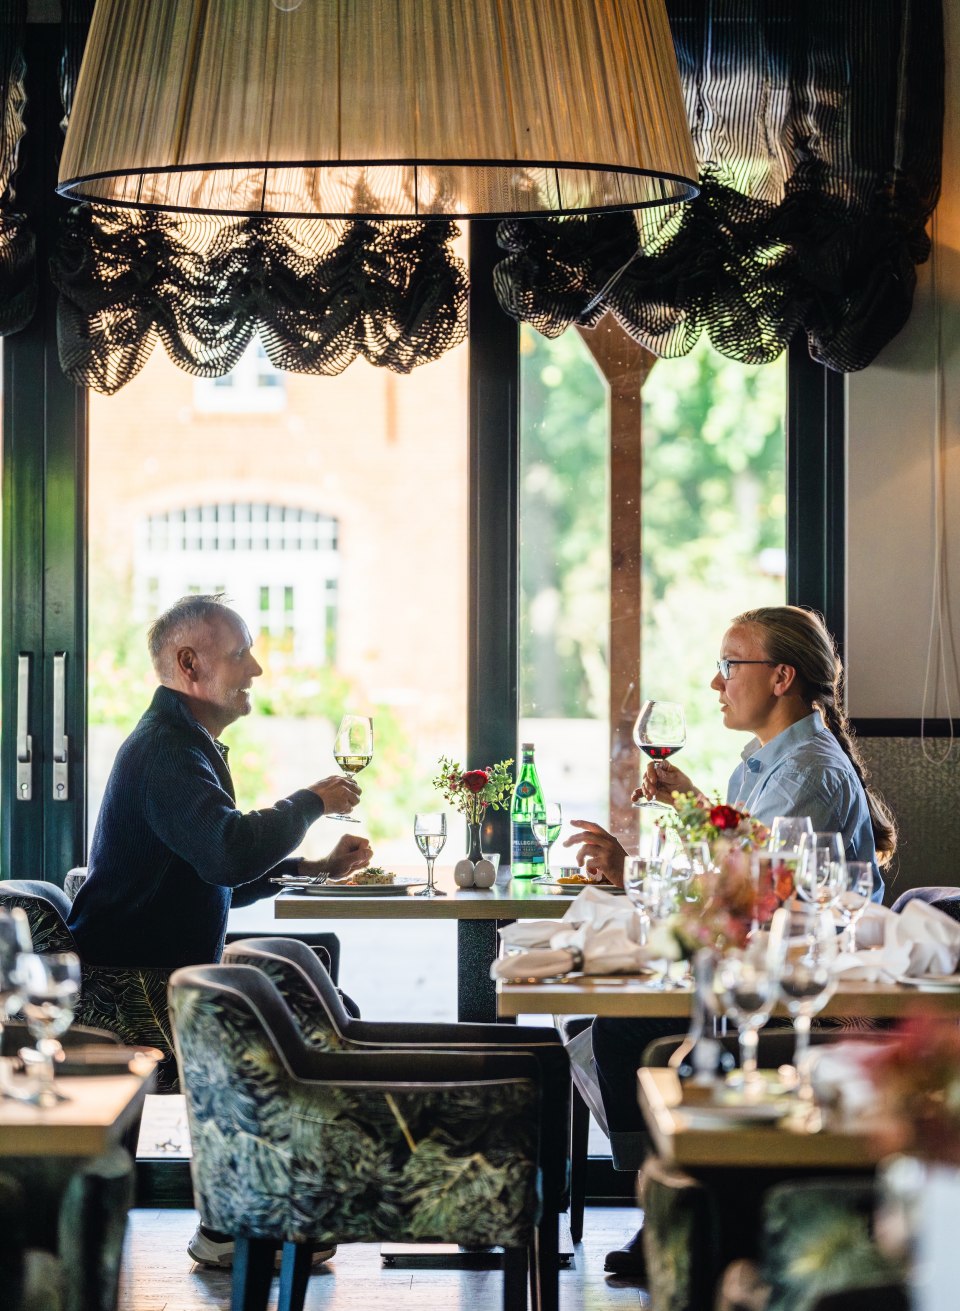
[14,952,82,1107]
[796,832,847,910]
[778,905,838,1101]
[838,862,875,953]
[632,700,686,810]
[768,815,814,854]
[531,802,562,877]
[414,812,446,898]
[328,714,373,821]
[623,855,664,944]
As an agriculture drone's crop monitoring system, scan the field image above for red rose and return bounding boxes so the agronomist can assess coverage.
[709,804,743,831]
[461,769,489,794]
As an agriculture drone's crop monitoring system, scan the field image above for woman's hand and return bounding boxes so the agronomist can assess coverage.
[561,820,628,887]
[634,761,697,807]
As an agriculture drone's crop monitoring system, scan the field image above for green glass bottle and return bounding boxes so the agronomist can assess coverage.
[510,742,544,877]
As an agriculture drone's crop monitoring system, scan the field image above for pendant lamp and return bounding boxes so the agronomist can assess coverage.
[58,0,698,219]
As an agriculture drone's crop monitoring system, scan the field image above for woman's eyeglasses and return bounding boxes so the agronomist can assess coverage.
[716,658,778,679]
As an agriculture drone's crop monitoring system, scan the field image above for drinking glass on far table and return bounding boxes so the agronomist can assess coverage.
[839,862,875,953]
[329,714,373,821]
[14,951,81,1107]
[623,855,664,945]
[632,700,686,809]
[531,802,562,877]
[796,832,847,910]
[414,812,447,898]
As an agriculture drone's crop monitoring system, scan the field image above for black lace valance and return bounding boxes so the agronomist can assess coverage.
[0,1,945,386]
[494,1,944,373]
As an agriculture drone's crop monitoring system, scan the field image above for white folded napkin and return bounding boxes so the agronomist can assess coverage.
[497,884,637,953]
[807,1039,890,1116]
[498,920,561,950]
[491,919,652,981]
[834,899,960,981]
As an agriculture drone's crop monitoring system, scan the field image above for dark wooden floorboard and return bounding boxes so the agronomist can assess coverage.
[118,1207,649,1311]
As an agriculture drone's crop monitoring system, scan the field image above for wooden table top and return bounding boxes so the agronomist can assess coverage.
[638,1068,881,1170]
[0,1066,156,1157]
[274,866,597,921]
[497,974,960,1018]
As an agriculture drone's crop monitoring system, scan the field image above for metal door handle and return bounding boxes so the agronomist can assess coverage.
[16,653,33,801]
[53,651,69,801]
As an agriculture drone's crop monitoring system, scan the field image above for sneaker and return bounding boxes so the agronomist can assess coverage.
[187,1224,336,1270]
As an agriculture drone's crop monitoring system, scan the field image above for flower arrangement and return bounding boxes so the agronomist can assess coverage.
[669,791,768,850]
[650,844,757,960]
[865,1017,960,1165]
[433,756,514,825]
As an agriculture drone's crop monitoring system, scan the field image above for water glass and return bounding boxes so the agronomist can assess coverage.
[14,952,82,1106]
[623,855,663,944]
[531,802,562,876]
[768,815,814,854]
[414,812,446,898]
[796,832,847,909]
[778,905,838,1100]
[713,936,783,1094]
[839,862,875,952]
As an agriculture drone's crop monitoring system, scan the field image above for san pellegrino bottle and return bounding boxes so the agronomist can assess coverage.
[511,743,545,877]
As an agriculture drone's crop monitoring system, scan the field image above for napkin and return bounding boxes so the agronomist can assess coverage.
[496,884,638,953]
[491,920,652,981]
[807,1039,890,1116]
[834,899,960,981]
[498,920,561,950]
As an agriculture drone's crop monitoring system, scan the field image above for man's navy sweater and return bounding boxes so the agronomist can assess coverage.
[69,686,324,967]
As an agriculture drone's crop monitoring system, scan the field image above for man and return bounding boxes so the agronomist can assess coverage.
[69,594,371,1270]
[70,593,371,968]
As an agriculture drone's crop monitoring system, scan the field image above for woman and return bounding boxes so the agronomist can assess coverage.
[565,604,895,895]
[567,605,896,1277]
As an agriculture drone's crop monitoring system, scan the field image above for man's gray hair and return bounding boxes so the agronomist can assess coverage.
[147,594,236,676]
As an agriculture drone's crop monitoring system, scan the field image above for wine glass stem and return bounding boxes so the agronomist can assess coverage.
[739,1026,759,1084]
[793,1013,813,1098]
[425,857,435,894]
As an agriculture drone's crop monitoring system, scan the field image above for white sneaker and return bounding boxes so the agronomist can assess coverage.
[187,1225,336,1270]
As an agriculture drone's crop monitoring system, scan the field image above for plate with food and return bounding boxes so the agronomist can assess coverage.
[273,867,426,896]
[531,870,624,894]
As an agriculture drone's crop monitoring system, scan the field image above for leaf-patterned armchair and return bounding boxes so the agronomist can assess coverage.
[169,962,543,1311]
[221,934,570,1311]
[0,880,178,1092]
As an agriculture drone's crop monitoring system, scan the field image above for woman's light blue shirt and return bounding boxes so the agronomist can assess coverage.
[725,712,882,899]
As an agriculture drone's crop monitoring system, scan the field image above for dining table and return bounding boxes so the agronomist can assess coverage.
[496,972,960,1019]
[268,865,582,1022]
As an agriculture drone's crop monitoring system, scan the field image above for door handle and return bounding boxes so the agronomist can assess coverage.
[52,651,69,801]
[16,653,33,801]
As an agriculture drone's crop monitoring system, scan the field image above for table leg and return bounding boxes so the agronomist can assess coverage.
[458,919,515,1023]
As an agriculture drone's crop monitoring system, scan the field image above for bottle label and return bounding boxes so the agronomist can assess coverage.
[515,780,537,798]
[512,823,544,864]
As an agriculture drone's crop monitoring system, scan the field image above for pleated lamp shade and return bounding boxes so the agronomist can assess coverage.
[57,0,698,219]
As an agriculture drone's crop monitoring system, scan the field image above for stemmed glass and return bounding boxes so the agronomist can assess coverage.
[838,862,875,953]
[632,701,686,809]
[531,802,562,878]
[712,935,784,1096]
[414,812,446,898]
[328,714,373,822]
[768,815,814,855]
[796,832,848,909]
[643,875,681,989]
[778,905,838,1102]
[623,855,664,945]
[14,952,82,1107]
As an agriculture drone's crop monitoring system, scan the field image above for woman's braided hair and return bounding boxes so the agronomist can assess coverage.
[732,605,897,865]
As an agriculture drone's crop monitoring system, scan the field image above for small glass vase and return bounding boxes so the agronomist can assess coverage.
[467,820,485,863]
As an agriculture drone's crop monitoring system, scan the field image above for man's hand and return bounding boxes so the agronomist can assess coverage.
[561,820,628,887]
[634,761,697,807]
[309,775,362,815]
[303,834,373,883]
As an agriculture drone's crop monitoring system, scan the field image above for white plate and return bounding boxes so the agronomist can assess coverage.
[530,876,624,894]
[896,973,960,991]
[682,1102,790,1127]
[277,877,426,897]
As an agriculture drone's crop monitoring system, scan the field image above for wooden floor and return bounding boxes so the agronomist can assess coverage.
[118,1207,650,1311]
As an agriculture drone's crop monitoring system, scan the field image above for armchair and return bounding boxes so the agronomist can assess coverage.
[221,934,570,1311]
[169,962,542,1311]
[0,880,177,1091]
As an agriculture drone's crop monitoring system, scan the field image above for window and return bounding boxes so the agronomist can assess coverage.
[193,340,286,413]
